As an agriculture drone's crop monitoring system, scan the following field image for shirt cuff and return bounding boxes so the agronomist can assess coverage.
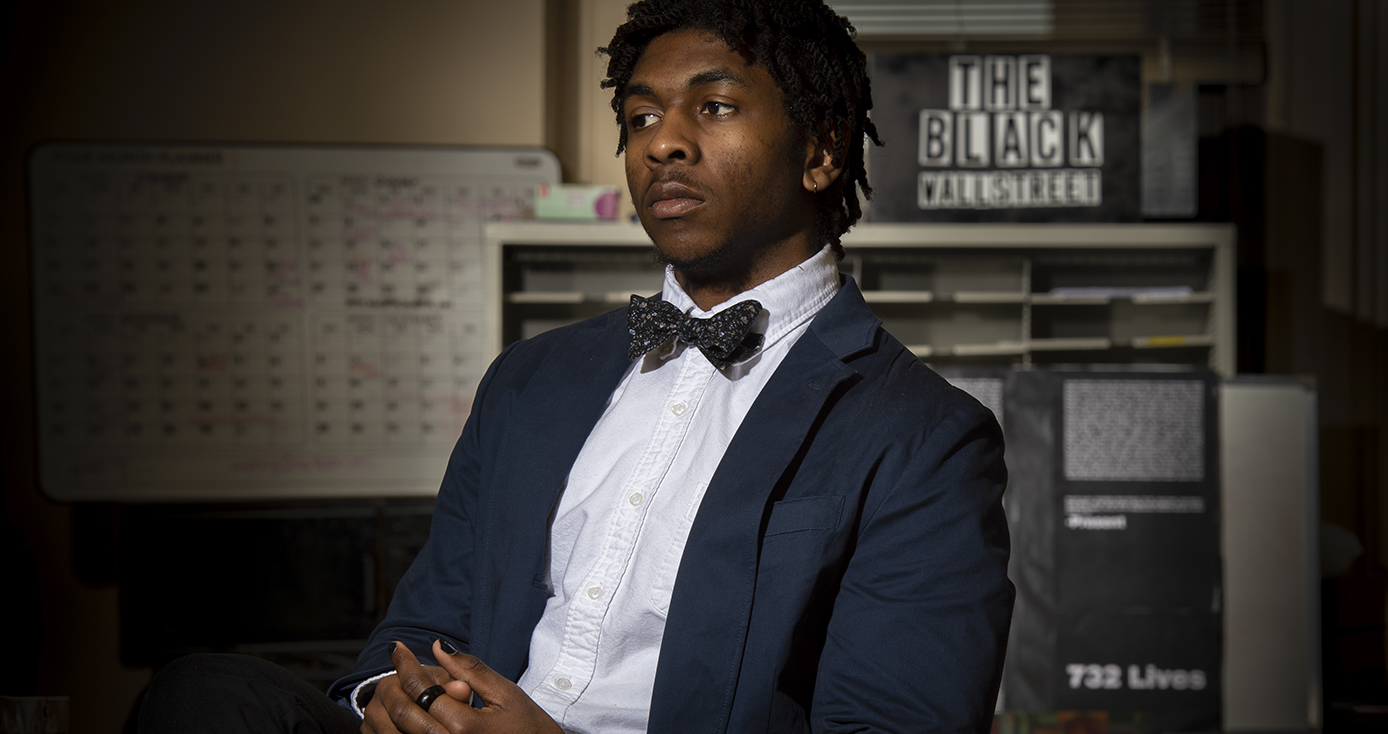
[349,670,398,718]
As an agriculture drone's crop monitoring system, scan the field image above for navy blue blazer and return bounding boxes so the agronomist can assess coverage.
[330,279,1013,733]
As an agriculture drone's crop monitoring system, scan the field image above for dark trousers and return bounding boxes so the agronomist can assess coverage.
[139,654,361,734]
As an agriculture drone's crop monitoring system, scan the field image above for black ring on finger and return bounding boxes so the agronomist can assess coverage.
[414,684,447,712]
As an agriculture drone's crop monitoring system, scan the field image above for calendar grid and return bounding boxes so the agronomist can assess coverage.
[29,144,557,499]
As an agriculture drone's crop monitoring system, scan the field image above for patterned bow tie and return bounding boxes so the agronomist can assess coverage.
[627,294,764,369]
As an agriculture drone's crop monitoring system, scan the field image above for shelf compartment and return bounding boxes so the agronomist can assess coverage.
[867,290,1026,304]
[507,245,663,300]
[1029,343,1214,369]
[862,290,935,303]
[850,250,1026,295]
[951,341,1028,356]
[908,341,1029,359]
[1030,290,1214,305]
[1030,294,1113,305]
[952,291,1026,303]
[1129,334,1213,349]
[1029,337,1113,351]
[1132,292,1215,304]
[505,291,649,305]
[1030,300,1209,344]
[1029,249,1213,294]
[506,292,586,304]
[877,301,1023,356]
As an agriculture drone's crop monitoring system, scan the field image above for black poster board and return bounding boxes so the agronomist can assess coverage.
[997,369,1221,732]
[868,55,1141,223]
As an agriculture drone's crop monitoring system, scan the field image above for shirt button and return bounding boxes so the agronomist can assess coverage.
[628,492,644,506]
[555,678,572,690]
[671,402,687,416]
[587,586,603,599]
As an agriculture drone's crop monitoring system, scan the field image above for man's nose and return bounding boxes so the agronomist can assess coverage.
[645,112,699,167]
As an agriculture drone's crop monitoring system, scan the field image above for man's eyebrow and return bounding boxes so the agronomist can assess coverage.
[621,67,750,108]
[686,67,748,90]
[623,83,656,102]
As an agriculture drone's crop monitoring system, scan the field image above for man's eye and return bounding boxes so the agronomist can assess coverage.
[703,102,735,117]
[630,113,658,130]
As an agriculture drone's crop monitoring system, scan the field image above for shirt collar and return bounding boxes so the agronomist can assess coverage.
[659,245,841,354]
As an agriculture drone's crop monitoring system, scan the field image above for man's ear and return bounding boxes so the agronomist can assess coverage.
[803,133,845,194]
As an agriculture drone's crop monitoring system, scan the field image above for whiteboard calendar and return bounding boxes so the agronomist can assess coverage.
[28,143,560,500]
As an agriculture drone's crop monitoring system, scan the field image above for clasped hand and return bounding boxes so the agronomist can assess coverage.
[361,640,562,734]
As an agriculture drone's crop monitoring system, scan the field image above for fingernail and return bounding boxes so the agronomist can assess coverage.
[439,639,458,655]
[389,641,398,655]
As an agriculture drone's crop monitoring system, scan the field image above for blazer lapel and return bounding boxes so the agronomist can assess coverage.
[476,311,634,678]
[647,280,881,733]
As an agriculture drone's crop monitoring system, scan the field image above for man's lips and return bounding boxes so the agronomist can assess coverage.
[646,181,705,219]
[651,197,702,218]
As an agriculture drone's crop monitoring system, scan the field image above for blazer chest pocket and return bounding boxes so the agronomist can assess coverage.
[765,496,845,537]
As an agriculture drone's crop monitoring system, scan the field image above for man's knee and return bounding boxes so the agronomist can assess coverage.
[147,654,282,698]
[140,654,338,732]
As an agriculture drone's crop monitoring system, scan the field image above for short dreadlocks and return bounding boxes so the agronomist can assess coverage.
[599,0,883,257]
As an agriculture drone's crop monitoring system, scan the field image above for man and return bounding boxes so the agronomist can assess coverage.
[140,1,1012,732]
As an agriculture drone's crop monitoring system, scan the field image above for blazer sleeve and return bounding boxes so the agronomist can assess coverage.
[326,341,519,705]
[810,394,1014,733]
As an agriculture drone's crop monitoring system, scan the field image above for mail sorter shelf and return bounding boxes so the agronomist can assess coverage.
[484,222,1235,376]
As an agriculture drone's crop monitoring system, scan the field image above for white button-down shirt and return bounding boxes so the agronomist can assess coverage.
[516,246,841,733]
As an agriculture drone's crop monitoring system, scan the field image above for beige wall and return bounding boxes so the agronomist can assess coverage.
[568,0,638,217]
[7,1,547,146]
[1,2,551,732]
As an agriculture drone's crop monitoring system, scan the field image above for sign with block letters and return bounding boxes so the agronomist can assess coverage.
[869,54,1140,222]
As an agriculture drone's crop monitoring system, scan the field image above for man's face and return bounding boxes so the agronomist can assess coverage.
[622,29,816,290]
